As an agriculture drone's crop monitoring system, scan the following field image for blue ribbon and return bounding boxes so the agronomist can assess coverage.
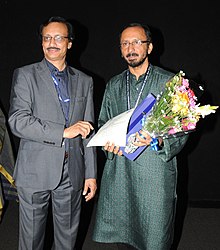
[138,132,160,151]
[128,101,155,131]
[138,131,146,140]
[150,138,160,151]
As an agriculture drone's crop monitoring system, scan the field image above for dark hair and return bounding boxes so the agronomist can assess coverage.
[119,23,152,43]
[39,16,74,41]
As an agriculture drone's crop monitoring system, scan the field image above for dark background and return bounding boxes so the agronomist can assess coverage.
[0,0,219,204]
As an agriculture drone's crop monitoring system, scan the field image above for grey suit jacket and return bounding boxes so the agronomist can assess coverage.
[8,58,97,192]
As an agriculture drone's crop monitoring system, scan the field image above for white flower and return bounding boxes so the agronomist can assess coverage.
[195,105,219,118]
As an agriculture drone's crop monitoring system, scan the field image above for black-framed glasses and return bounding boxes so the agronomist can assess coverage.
[42,35,69,43]
[120,40,150,49]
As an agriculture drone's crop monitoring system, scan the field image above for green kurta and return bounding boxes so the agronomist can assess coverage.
[92,65,189,250]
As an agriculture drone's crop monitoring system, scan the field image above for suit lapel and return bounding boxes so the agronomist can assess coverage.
[67,67,78,123]
[37,59,64,117]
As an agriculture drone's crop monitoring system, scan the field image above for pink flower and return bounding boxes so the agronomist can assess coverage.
[182,122,196,130]
[182,119,197,130]
[168,128,178,135]
[182,78,189,87]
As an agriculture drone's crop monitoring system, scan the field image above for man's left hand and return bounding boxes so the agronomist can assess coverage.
[83,178,97,202]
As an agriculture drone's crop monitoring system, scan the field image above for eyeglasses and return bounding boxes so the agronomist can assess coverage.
[42,35,69,43]
[120,40,150,49]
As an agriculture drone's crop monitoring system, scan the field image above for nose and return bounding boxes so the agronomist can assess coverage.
[48,37,57,45]
[127,43,135,51]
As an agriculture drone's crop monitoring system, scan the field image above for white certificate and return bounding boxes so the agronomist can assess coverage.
[87,108,134,147]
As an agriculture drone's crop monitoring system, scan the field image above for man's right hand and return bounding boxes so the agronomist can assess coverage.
[104,141,123,156]
[63,121,94,139]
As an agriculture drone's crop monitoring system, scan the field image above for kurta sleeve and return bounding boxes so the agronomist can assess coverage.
[156,134,189,162]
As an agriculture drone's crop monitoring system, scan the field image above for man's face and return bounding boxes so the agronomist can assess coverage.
[41,22,72,63]
[120,26,153,68]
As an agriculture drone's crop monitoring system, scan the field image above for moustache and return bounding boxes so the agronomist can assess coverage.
[47,47,60,51]
[126,53,139,58]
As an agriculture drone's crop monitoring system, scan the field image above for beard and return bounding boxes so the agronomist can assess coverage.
[125,53,148,68]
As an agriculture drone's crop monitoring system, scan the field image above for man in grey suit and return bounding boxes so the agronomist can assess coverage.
[8,16,97,250]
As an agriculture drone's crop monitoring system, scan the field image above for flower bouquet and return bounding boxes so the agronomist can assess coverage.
[124,71,219,153]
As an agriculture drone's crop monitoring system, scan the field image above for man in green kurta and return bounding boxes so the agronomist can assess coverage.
[92,23,188,249]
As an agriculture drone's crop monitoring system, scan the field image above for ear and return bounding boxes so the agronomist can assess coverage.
[67,42,72,49]
[147,43,153,55]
